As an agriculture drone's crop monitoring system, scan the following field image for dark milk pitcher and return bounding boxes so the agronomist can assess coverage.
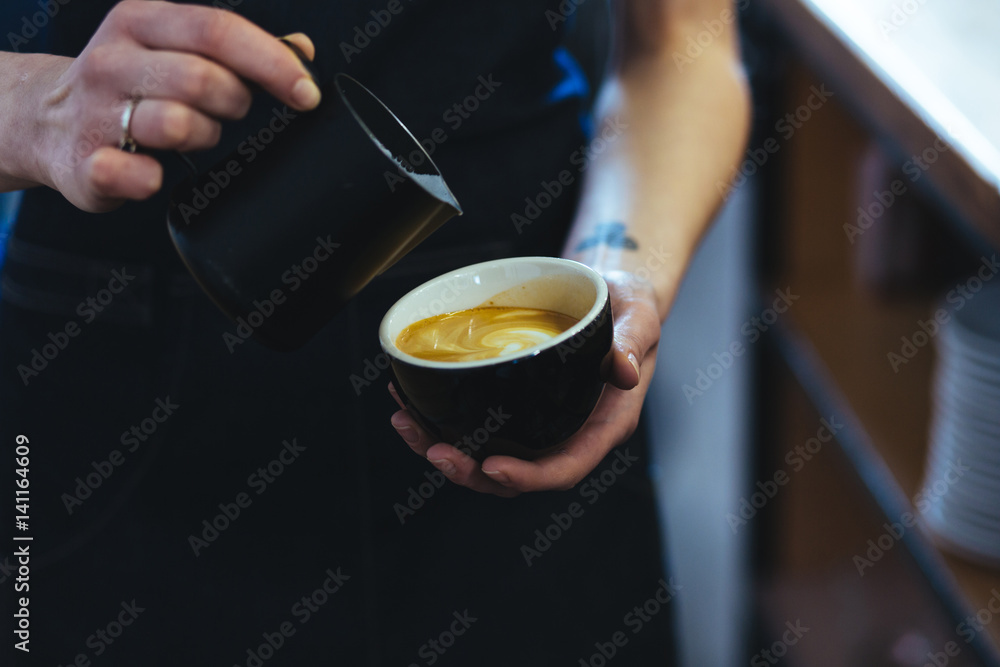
[167,60,462,350]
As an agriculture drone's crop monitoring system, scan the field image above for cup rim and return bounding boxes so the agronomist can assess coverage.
[379,256,609,370]
[334,73,460,211]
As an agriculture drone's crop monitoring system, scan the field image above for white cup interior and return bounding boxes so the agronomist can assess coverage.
[379,257,608,369]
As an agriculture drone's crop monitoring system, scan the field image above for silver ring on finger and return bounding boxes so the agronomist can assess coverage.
[118,97,140,153]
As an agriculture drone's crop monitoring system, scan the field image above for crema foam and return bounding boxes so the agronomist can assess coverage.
[395,307,579,362]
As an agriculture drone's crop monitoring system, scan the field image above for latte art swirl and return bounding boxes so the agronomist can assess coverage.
[396,307,579,362]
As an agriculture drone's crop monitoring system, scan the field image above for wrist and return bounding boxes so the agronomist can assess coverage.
[562,215,697,322]
[562,247,682,322]
[0,53,73,190]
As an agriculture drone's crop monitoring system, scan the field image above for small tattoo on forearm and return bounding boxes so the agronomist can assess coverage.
[574,222,638,252]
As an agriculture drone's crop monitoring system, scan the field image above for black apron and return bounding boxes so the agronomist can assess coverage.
[1,1,676,664]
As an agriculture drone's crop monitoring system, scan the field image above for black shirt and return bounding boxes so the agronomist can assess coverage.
[0,3,676,665]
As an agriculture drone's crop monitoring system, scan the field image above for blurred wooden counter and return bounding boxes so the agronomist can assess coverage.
[751,0,1000,659]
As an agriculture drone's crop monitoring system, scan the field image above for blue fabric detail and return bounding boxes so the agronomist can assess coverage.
[0,192,23,273]
[548,46,595,138]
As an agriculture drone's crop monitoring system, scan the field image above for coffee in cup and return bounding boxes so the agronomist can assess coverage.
[395,306,580,362]
[380,257,612,460]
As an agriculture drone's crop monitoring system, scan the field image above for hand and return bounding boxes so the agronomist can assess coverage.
[29,0,319,212]
[389,271,662,497]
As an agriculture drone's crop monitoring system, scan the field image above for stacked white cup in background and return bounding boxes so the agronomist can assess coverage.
[921,278,1000,567]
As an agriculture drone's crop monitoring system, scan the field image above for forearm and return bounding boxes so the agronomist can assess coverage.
[563,13,751,321]
[0,52,71,192]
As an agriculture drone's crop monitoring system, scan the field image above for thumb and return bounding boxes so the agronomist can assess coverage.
[607,331,644,390]
[602,280,661,391]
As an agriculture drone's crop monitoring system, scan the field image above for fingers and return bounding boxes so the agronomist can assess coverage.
[47,1,320,210]
[481,398,629,493]
[481,448,598,494]
[479,377,650,494]
[425,443,519,497]
[79,147,163,211]
[281,33,316,62]
[118,1,321,111]
[129,99,221,151]
[604,275,662,390]
[387,380,651,495]
[607,338,642,390]
[92,48,253,120]
[390,410,432,457]
[390,409,520,498]
[387,383,406,411]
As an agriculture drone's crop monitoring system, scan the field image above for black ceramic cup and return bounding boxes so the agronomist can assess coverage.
[379,257,613,461]
[167,73,462,350]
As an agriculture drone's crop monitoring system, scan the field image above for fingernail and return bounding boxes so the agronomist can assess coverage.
[292,77,321,110]
[430,459,457,476]
[628,352,640,379]
[483,468,510,485]
[279,33,315,61]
